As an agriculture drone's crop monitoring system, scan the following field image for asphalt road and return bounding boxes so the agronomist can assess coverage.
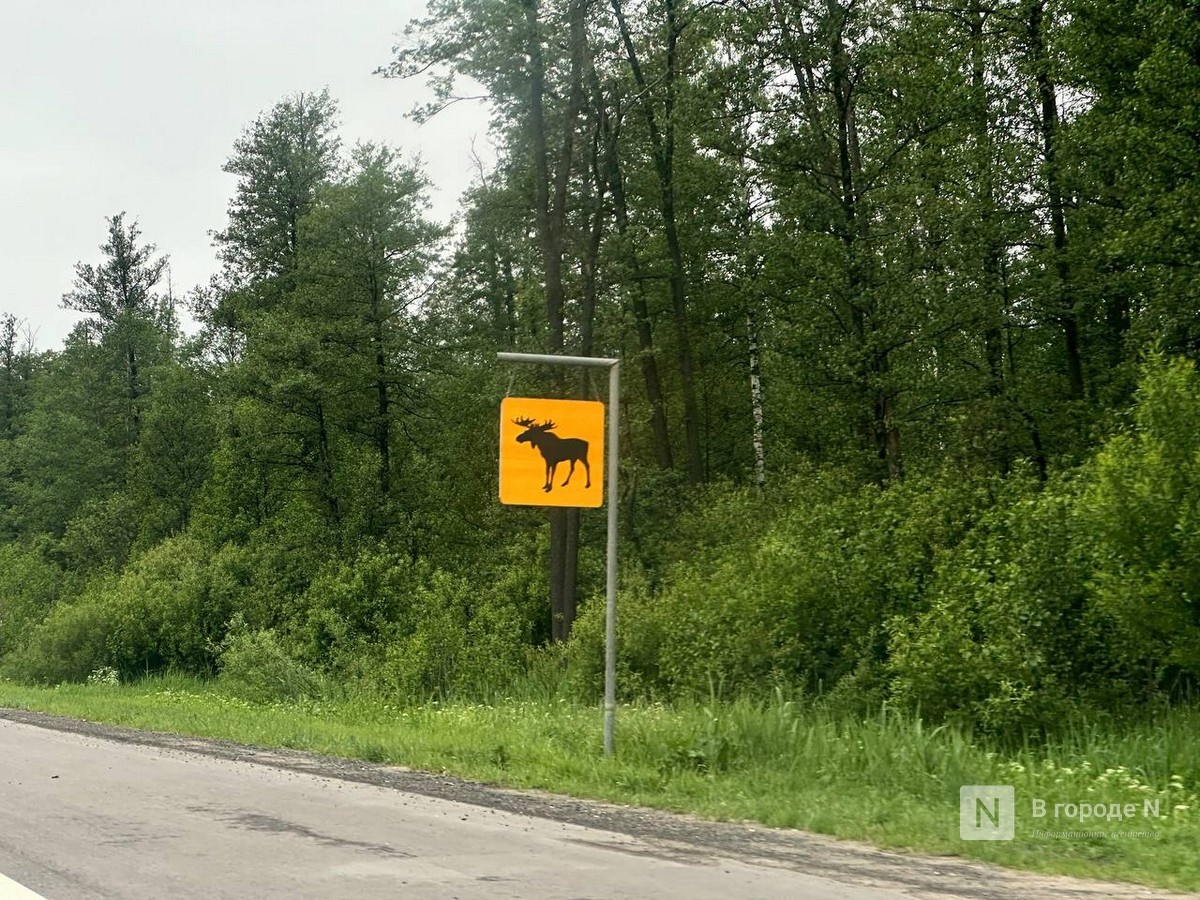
[0,712,1192,900]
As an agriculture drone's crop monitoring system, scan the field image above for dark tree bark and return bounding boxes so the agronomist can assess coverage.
[1026,0,1085,399]
[612,0,704,482]
[590,63,675,471]
[370,269,392,499]
[524,0,588,640]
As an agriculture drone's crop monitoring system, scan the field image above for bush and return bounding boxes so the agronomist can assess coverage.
[290,546,424,669]
[567,469,995,702]
[887,480,1122,735]
[371,567,535,702]
[564,567,670,702]
[1082,355,1200,688]
[5,535,229,683]
[0,544,62,661]
[217,621,327,703]
[2,572,119,684]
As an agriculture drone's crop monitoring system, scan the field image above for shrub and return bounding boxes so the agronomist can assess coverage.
[2,573,118,684]
[371,567,534,702]
[1082,355,1200,689]
[217,620,327,703]
[567,469,996,702]
[290,546,424,669]
[5,535,229,683]
[888,479,1131,736]
[563,567,669,702]
[0,544,62,661]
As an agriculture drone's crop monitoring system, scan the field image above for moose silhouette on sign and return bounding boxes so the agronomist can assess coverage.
[513,416,591,492]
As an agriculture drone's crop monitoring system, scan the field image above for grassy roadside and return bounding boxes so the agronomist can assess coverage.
[1,677,1198,893]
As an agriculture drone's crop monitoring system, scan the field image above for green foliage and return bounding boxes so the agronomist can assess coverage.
[887,480,1119,735]
[888,358,1200,731]
[2,573,119,684]
[5,536,228,683]
[58,491,141,574]
[368,565,541,702]
[5,5,1200,753]
[217,619,327,704]
[129,359,218,546]
[8,332,127,537]
[569,471,994,703]
[215,88,342,290]
[0,544,62,659]
[1083,356,1200,685]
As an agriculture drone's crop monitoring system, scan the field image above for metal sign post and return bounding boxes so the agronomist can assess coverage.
[497,352,619,757]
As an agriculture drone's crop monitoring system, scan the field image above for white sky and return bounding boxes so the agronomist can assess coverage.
[0,0,490,348]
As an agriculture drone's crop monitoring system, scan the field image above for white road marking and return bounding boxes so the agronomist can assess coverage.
[0,872,46,899]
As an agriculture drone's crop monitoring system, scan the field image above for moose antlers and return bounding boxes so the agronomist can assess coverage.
[512,417,556,431]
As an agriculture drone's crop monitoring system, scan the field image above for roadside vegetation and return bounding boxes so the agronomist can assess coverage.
[2,678,1198,892]
[6,357,1200,735]
[4,354,1200,889]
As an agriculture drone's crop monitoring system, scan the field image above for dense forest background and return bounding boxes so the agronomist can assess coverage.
[1,0,1198,735]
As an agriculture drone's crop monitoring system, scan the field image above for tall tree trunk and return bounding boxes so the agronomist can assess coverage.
[1027,0,1085,399]
[314,400,340,529]
[525,0,586,640]
[1006,296,1050,481]
[612,0,704,482]
[970,6,1007,400]
[371,274,391,500]
[592,67,674,469]
[830,16,902,480]
[126,342,140,443]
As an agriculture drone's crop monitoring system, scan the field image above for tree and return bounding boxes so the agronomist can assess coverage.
[61,212,171,443]
[383,0,599,639]
[194,91,348,549]
[212,89,342,324]
[0,314,37,540]
[8,326,127,538]
[296,143,445,531]
[0,313,34,441]
[610,0,705,482]
[1069,0,1200,361]
[128,356,218,546]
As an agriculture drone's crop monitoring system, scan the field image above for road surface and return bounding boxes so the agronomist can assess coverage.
[0,711,1190,900]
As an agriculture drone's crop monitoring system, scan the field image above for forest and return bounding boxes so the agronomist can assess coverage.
[0,0,1198,738]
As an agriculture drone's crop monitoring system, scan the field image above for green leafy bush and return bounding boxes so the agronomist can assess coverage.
[2,572,119,684]
[564,567,670,702]
[372,567,534,702]
[217,619,327,703]
[290,546,423,668]
[0,544,62,661]
[6,536,229,683]
[887,480,1122,735]
[568,470,994,702]
[1083,355,1200,689]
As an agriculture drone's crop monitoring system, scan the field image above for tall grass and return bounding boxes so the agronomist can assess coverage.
[1,679,1197,891]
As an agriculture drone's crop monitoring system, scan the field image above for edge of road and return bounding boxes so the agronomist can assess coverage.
[0,706,1192,900]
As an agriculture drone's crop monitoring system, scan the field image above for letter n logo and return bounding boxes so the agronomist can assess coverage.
[959,786,1015,840]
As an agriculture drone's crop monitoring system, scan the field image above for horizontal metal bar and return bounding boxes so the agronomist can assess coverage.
[497,351,619,368]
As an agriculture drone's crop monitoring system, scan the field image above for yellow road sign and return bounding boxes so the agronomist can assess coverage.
[500,397,605,507]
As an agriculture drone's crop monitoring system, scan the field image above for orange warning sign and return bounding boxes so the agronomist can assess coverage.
[500,397,605,507]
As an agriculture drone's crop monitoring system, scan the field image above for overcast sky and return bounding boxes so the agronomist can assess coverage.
[0,0,488,349]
